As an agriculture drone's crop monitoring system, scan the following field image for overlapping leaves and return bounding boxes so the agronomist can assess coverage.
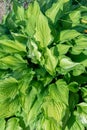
[0,0,87,130]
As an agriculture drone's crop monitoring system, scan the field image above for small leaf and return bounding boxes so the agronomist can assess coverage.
[69,10,81,27]
[57,44,71,55]
[44,48,58,75]
[13,2,24,21]
[73,64,85,76]
[68,82,79,93]
[27,39,41,64]
[6,118,22,130]
[81,87,87,102]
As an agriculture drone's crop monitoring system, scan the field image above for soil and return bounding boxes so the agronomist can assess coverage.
[0,1,5,22]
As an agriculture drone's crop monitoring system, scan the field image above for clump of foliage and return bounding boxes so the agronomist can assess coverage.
[0,0,87,129]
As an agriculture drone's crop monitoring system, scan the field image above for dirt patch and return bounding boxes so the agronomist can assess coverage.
[0,2,5,22]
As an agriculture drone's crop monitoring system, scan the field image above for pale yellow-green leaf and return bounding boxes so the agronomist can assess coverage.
[34,12,52,48]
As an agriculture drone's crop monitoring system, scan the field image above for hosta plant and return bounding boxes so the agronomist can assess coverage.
[0,0,87,129]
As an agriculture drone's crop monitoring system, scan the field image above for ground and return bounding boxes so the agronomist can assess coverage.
[0,1,5,22]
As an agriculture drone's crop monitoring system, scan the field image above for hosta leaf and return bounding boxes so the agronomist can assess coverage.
[5,13,17,31]
[69,93,79,111]
[45,0,64,23]
[55,79,69,105]
[0,77,18,101]
[25,1,40,19]
[63,0,71,12]
[6,118,22,130]
[0,97,20,118]
[0,54,26,70]
[0,118,6,130]
[21,81,44,127]
[27,39,42,64]
[72,64,85,76]
[37,0,55,12]
[59,30,80,43]
[77,102,87,127]
[59,57,79,70]
[44,48,58,75]
[11,32,27,44]
[57,44,71,55]
[81,87,87,102]
[0,39,26,53]
[25,1,40,36]
[25,16,36,36]
[22,87,38,114]
[42,99,66,123]
[69,10,81,27]
[65,114,84,130]
[68,82,79,93]
[21,87,38,126]
[49,79,69,105]
[25,94,43,127]
[81,59,87,67]
[13,2,24,21]
[0,25,7,36]
[77,102,87,115]
[19,69,35,94]
[34,12,53,48]
[40,118,62,130]
[71,36,87,55]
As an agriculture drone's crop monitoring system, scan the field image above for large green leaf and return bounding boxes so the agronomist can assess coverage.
[23,94,43,127]
[21,81,44,127]
[0,54,26,70]
[45,0,64,23]
[59,30,80,43]
[0,39,26,53]
[34,12,53,48]
[25,1,40,19]
[38,117,62,130]
[55,79,69,105]
[0,77,18,101]
[0,97,20,118]
[42,98,66,123]
[25,1,40,36]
